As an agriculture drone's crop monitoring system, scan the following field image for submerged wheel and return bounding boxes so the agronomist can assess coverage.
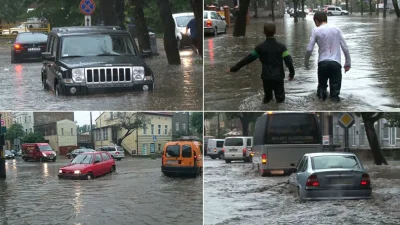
[86,172,94,180]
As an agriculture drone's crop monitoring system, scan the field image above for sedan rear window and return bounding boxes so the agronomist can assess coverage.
[166,145,180,157]
[17,33,48,42]
[224,138,243,146]
[312,155,360,170]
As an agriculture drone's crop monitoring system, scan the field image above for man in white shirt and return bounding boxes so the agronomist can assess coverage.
[305,11,351,102]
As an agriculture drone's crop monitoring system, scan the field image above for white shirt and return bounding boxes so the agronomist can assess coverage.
[305,24,351,67]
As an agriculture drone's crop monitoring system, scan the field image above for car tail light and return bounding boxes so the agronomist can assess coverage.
[261,154,267,164]
[243,148,246,156]
[306,174,319,187]
[207,19,212,27]
[115,152,120,154]
[361,173,370,186]
[222,148,225,152]
[14,44,23,50]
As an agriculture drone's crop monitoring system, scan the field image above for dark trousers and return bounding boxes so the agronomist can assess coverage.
[262,79,285,103]
[317,61,342,100]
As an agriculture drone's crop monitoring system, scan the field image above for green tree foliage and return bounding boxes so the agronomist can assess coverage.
[384,113,400,127]
[23,132,45,143]
[112,112,149,146]
[5,123,25,143]
[0,0,36,23]
[204,112,216,121]
[190,112,203,135]
[225,112,263,136]
[77,124,92,134]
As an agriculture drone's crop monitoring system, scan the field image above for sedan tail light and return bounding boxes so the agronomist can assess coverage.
[361,173,370,186]
[261,154,267,164]
[306,174,319,187]
[221,148,225,152]
[242,148,246,156]
[207,19,212,27]
[14,43,24,50]
[115,152,120,154]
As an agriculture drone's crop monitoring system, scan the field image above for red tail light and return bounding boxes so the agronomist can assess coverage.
[207,20,212,27]
[115,152,120,154]
[306,174,319,187]
[222,148,225,152]
[14,44,23,50]
[361,173,370,186]
[261,154,267,164]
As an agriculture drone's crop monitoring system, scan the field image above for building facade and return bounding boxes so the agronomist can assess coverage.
[12,112,34,134]
[94,112,173,155]
[33,112,74,126]
[0,112,14,149]
[172,112,191,139]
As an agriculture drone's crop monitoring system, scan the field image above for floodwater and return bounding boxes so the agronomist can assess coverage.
[0,157,203,225]
[204,158,400,225]
[204,15,400,111]
[0,39,203,111]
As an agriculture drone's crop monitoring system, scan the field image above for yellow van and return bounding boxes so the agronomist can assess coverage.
[161,136,203,178]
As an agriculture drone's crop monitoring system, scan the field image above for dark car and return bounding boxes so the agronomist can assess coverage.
[66,148,95,159]
[125,17,154,38]
[5,150,15,159]
[11,32,48,63]
[41,26,155,96]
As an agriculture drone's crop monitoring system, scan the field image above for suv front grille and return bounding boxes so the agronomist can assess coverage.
[85,67,132,84]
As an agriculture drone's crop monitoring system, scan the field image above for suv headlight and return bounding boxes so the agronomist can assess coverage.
[72,68,85,82]
[132,67,144,81]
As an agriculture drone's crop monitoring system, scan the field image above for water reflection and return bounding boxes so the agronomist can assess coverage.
[73,183,83,215]
[43,163,49,177]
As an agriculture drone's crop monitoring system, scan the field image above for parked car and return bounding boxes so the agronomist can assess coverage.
[1,24,30,35]
[223,136,253,163]
[22,143,57,162]
[125,17,154,38]
[58,152,116,180]
[4,150,15,159]
[290,9,308,17]
[162,136,203,178]
[41,26,155,97]
[96,145,125,160]
[325,6,349,16]
[288,152,372,201]
[172,12,194,49]
[67,148,95,159]
[207,139,225,159]
[11,32,48,63]
[204,10,227,36]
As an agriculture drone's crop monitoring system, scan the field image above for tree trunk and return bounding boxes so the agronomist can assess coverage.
[293,0,299,22]
[131,0,151,53]
[346,0,349,11]
[350,0,353,14]
[369,0,372,15]
[393,0,400,17]
[117,130,133,146]
[271,0,275,21]
[361,113,388,165]
[115,0,126,30]
[377,0,380,15]
[190,0,203,57]
[240,117,250,136]
[383,0,387,18]
[233,0,251,36]
[254,0,258,18]
[158,0,181,64]
[99,0,117,25]
[361,0,364,15]
[301,0,305,16]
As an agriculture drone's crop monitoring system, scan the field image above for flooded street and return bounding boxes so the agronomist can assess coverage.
[0,157,202,225]
[204,15,400,111]
[204,158,400,225]
[0,39,202,111]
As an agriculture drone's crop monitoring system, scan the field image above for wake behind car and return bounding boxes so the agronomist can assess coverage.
[11,32,48,63]
[41,26,155,96]
[288,152,372,201]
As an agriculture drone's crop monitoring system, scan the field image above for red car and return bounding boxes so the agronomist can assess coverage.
[58,152,115,180]
[22,143,57,162]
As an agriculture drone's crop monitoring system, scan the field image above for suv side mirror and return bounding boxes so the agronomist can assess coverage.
[42,52,55,61]
[141,49,152,58]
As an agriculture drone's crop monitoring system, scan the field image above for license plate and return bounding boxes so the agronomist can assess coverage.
[229,149,237,152]
[330,178,353,185]
[166,160,179,164]
[28,48,40,51]
[270,170,284,175]
[144,76,152,80]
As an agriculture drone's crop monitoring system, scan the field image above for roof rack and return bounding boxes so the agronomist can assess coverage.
[51,26,122,32]
[178,136,201,141]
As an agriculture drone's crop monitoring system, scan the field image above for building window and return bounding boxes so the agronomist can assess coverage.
[71,128,73,135]
[25,129,27,134]
[176,122,179,131]
[61,128,64,135]
[143,125,147,135]
[158,144,161,153]
[95,130,100,141]
[383,123,389,139]
[360,124,365,146]
[151,124,154,135]
[29,116,31,122]
[25,117,26,123]
[165,125,168,135]
[30,128,32,133]
[182,123,186,132]
[158,125,161,135]
[397,128,400,139]
[103,129,108,140]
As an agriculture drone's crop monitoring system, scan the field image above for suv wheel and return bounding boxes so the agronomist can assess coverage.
[328,12,332,16]
[110,165,116,173]
[213,27,218,37]
[225,159,231,163]
[218,152,224,159]
[86,172,93,180]
[341,12,344,15]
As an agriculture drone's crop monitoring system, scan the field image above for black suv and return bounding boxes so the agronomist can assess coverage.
[41,26,154,96]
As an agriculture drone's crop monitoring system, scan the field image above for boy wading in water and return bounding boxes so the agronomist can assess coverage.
[305,11,351,102]
[227,23,295,104]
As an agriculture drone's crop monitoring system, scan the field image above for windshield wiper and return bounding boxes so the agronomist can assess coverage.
[96,53,121,56]
[62,55,85,58]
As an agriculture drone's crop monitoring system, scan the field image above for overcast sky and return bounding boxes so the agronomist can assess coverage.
[74,111,101,126]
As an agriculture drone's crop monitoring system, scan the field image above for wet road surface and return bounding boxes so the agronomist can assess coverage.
[204,15,400,111]
[204,158,400,225]
[0,39,202,111]
[0,157,202,225]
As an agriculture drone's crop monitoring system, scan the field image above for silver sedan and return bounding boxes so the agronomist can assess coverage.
[288,152,372,201]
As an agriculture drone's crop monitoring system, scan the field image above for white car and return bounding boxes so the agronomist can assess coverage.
[96,146,125,160]
[204,10,227,36]
[172,12,194,49]
[326,6,349,16]
[2,24,30,35]
[207,139,225,159]
[223,136,253,163]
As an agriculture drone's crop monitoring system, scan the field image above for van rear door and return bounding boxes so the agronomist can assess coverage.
[164,144,181,166]
[224,137,245,158]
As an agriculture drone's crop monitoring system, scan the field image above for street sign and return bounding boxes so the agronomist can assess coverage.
[338,113,355,129]
[0,119,4,126]
[80,0,96,15]
[85,15,91,26]
[152,136,157,142]
[150,143,155,154]
[323,135,330,145]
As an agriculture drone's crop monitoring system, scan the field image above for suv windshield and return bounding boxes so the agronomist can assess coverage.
[71,154,93,164]
[175,16,194,27]
[224,138,244,146]
[38,145,53,151]
[61,34,136,58]
[17,33,47,42]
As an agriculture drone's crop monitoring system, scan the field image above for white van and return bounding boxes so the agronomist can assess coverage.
[223,136,253,163]
[207,139,225,159]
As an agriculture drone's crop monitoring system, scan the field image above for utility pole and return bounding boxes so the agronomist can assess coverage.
[217,113,220,138]
[136,113,139,155]
[0,113,6,179]
[90,112,94,149]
